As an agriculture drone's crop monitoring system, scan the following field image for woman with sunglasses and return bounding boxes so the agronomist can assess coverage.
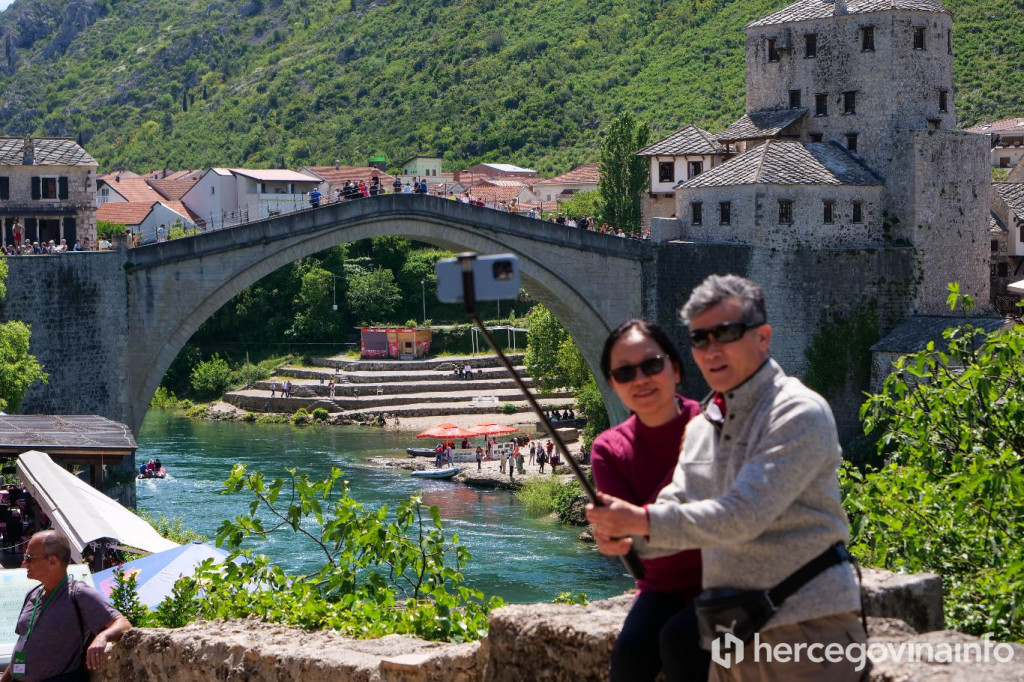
[591,319,709,682]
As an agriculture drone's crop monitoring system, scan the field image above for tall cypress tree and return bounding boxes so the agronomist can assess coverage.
[598,113,650,236]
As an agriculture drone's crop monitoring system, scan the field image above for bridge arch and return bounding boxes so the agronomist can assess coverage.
[125,195,648,432]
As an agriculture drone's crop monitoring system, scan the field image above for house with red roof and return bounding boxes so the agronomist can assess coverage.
[180,168,321,228]
[967,118,1024,169]
[521,162,601,205]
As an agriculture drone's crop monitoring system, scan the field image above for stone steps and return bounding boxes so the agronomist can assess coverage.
[309,353,525,372]
[224,387,573,413]
[254,378,541,397]
[273,366,530,386]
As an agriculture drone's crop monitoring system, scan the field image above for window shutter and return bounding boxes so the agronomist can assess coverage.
[58,176,69,200]
[0,177,8,200]
[31,177,41,200]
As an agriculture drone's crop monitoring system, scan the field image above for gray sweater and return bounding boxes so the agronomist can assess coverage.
[635,359,861,631]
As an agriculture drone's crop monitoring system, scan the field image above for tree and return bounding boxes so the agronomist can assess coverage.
[598,113,650,236]
[844,285,1024,640]
[287,266,343,341]
[524,304,570,389]
[346,268,402,325]
[0,260,47,412]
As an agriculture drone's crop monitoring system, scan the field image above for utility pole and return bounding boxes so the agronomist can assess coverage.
[421,280,427,324]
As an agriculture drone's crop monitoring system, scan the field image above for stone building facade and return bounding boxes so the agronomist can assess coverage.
[0,137,98,248]
[667,0,990,316]
[989,181,1024,314]
[636,124,729,227]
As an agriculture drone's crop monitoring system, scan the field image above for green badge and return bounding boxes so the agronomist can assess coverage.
[11,649,26,678]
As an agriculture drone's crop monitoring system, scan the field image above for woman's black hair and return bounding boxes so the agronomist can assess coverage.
[599,319,685,383]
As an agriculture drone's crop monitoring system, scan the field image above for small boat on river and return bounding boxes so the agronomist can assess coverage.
[406,448,438,457]
[138,467,168,480]
[410,467,460,480]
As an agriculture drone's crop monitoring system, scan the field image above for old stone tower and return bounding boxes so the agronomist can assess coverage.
[661,0,990,315]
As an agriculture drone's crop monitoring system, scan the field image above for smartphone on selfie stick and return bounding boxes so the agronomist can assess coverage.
[436,252,645,580]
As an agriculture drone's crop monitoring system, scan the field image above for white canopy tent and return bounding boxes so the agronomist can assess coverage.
[16,450,178,562]
[1008,279,1024,296]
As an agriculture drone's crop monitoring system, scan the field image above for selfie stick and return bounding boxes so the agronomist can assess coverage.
[456,254,645,580]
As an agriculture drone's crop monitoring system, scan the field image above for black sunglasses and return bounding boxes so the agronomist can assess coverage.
[609,355,666,383]
[689,321,763,349]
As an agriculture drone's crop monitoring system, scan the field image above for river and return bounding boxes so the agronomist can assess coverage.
[135,410,634,604]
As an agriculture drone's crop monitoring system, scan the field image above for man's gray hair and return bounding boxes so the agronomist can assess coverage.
[36,530,72,566]
[680,274,767,326]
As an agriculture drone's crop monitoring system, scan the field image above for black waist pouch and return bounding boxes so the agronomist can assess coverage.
[694,543,851,650]
[694,588,777,648]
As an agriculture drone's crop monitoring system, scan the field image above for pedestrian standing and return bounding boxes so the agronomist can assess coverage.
[476,446,484,471]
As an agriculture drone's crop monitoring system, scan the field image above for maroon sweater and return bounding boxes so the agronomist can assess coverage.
[591,397,703,596]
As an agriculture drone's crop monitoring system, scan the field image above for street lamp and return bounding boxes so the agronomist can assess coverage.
[421,280,427,324]
[332,275,338,312]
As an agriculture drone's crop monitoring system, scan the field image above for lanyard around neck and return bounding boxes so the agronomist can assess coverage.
[26,575,68,640]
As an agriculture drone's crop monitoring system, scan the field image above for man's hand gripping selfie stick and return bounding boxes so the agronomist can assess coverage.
[454,253,645,580]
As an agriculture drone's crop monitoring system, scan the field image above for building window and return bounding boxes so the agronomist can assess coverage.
[768,38,779,62]
[789,89,802,108]
[823,201,835,224]
[805,33,817,58]
[32,176,62,200]
[778,200,793,224]
[852,201,863,223]
[998,262,1008,277]
[991,239,999,252]
[846,133,859,152]
[810,133,823,143]
[689,161,703,179]
[211,186,216,195]
[658,162,675,183]
[843,91,857,115]
[0,176,7,200]
[862,26,875,52]
[720,201,731,225]
[815,93,828,117]
[939,90,948,113]
[691,202,703,225]
[914,26,926,50]
[1000,157,1011,168]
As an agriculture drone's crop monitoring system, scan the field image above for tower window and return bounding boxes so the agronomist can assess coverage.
[852,201,863,223]
[914,27,926,50]
[939,90,948,113]
[778,200,793,224]
[846,133,859,152]
[789,89,802,108]
[947,29,952,54]
[768,38,779,62]
[810,133,823,143]
[689,161,703,179]
[823,201,835,224]
[658,162,675,183]
[691,202,703,226]
[843,91,857,115]
[719,202,731,225]
[861,26,875,52]
[998,262,1008,277]
[815,93,828,117]
[805,34,817,58]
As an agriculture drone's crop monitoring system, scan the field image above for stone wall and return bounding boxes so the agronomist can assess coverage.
[91,570,1024,682]
[0,252,128,421]
[642,241,916,440]
[640,192,676,231]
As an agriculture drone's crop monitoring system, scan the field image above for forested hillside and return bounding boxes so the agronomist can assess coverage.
[0,0,1019,174]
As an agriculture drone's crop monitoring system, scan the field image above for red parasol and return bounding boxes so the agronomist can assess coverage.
[468,422,520,436]
[416,423,479,439]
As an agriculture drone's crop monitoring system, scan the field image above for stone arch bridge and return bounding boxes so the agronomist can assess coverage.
[9,195,655,434]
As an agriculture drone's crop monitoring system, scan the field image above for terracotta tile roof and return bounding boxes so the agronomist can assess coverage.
[993,182,1024,221]
[717,109,807,143]
[966,118,1024,135]
[142,169,204,181]
[162,200,203,224]
[463,185,527,204]
[96,202,158,226]
[748,0,949,27]
[98,174,162,202]
[302,166,395,184]
[637,126,725,156]
[989,214,1006,233]
[680,140,882,188]
[0,138,97,167]
[148,178,199,200]
[481,179,528,188]
[534,162,602,185]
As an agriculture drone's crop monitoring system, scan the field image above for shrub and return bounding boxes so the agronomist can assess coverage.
[501,402,518,415]
[189,355,232,399]
[292,408,310,424]
[514,477,564,515]
[149,386,180,409]
[552,481,588,526]
[553,591,589,605]
[311,407,329,422]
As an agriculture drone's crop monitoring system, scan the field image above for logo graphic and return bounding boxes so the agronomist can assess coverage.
[710,632,744,668]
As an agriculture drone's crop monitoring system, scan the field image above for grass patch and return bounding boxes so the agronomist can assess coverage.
[515,477,566,516]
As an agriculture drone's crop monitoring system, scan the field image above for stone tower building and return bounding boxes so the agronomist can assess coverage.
[668,0,990,315]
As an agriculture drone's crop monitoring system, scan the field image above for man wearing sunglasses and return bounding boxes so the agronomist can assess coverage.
[2,531,130,682]
[588,274,866,681]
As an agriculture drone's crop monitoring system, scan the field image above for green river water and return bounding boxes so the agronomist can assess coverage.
[135,410,634,604]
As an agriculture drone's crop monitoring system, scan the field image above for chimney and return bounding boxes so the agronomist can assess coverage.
[22,137,34,165]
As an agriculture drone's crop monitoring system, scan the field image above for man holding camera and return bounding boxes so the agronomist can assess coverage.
[587,274,866,681]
